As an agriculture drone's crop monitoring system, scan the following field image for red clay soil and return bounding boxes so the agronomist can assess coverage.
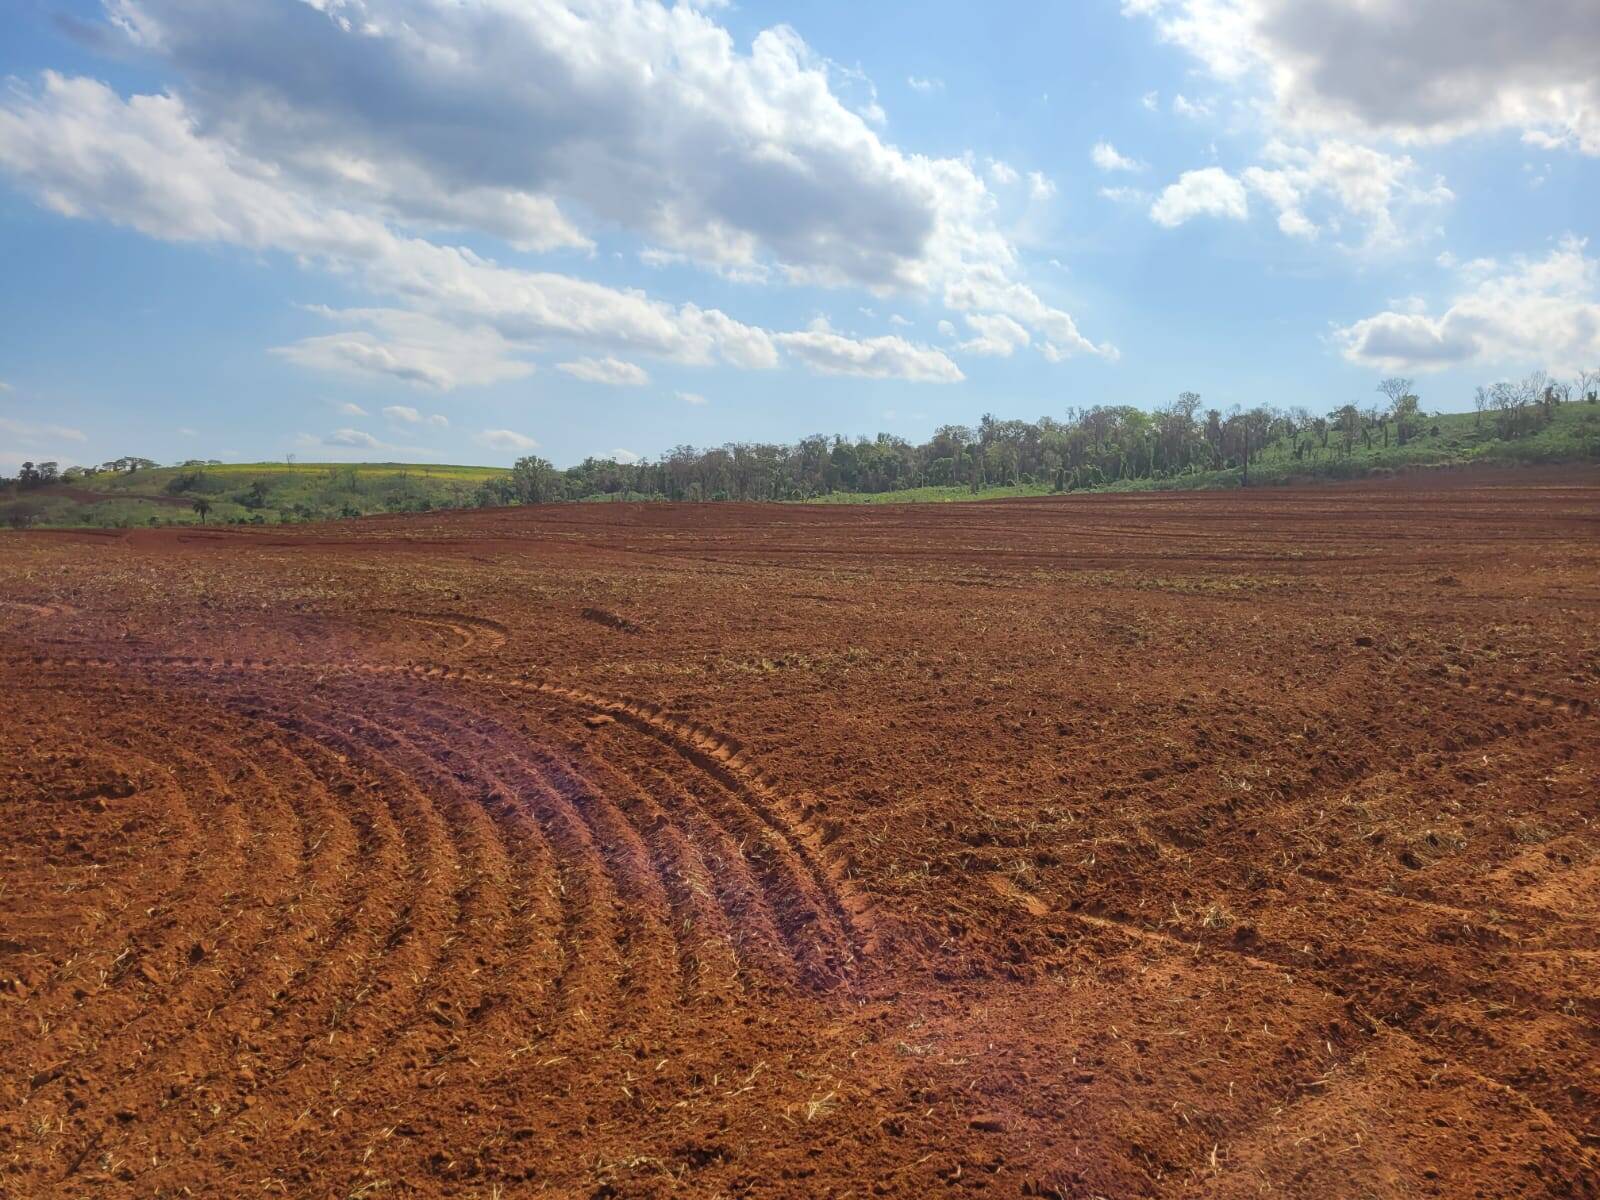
[1,467,1597,1199]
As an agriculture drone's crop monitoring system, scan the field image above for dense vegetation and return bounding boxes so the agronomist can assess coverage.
[4,372,1597,527]
[0,461,504,529]
[490,371,1600,504]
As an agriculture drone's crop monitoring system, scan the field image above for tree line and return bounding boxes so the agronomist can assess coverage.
[478,370,1597,504]
[6,370,1596,515]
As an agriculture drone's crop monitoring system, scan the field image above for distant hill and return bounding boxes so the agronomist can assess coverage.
[2,462,509,529]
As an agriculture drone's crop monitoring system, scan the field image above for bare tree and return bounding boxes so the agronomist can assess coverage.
[1376,377,1413,409]
[1378,376,1420,444]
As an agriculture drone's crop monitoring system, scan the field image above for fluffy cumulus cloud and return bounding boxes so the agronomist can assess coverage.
[1334,237,1600,372]
[107,0,942,286]
[987,159,1020,187]
[1124,0,1600,153]
[0,76,780,379]
[475,429,540,452]
[1091,142,1144,173]
[1141,141,1451,250]
[958,313,1031,357]
[44,0,1109,372]
[774,321,965,382]
[556,356,651,386]
[1149,168,1249,228]
[1241,140,1452,248]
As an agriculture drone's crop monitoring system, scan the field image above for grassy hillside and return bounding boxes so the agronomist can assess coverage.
[6,462,509,528]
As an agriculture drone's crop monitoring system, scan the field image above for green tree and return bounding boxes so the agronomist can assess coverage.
[508,455,561,503]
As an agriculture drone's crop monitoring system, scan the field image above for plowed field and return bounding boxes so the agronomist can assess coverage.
[2,469,1597,1198]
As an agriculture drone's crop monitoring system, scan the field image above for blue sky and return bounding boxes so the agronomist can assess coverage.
[2,0,1597,471]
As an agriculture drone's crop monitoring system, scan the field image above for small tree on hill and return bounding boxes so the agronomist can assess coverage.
[1377,378,1420,444]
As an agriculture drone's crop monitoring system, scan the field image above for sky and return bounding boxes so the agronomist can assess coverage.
[1,0,1597,472]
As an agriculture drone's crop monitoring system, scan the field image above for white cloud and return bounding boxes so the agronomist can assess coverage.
[557,356,651,386]
[325,428,385,449]
[112,0,946,285]
[774,324,964,382]
[888,313,912,327]
[302,426,437,458]
[475,429,540,452]
[11,1,1108,368]
[105,0,1070,302]
[638,245,770,284]
[1523,129,1574,152]
[936,319,957,338]
[0,381,12,393]
[1,64,1108,377]
[0,417,87,443]
[958,313,1031,357]
[1334,236,1600,373]
[1149,167,1249,227]
[1027,171,1057,201]
[607,448,642,464]
[1141,90,1160,112]
[907,76,944,93]
[0,76,783,383]
[678,391,709,406]
[987,159,1020,187]
[1091,141,1145,173]
[1099,186,1149,205]
[1125,0,1600,153]
[1241,140,1452,248]
[1171,93,1211,119]
[337,401,370,417]
[942,266,1116,361]
[378,404,450,427]
[276,309,538,390]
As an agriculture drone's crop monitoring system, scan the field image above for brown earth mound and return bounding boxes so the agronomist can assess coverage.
[1,468,1597,1198]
